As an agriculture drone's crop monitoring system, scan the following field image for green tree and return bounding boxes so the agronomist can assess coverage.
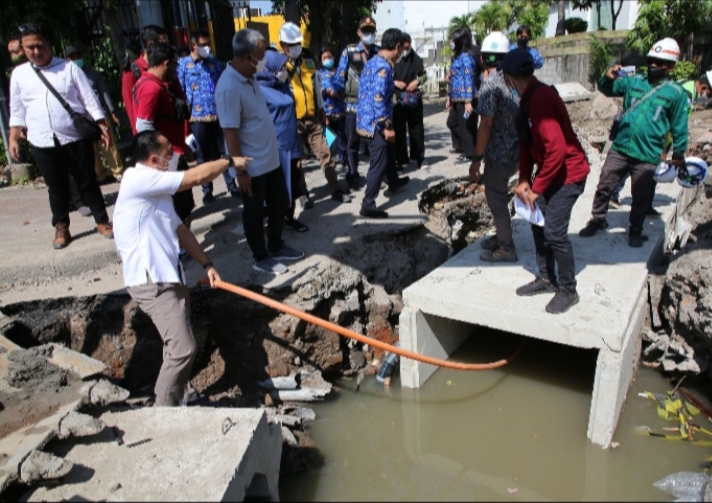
[0,0,81,45]
[448,13,475,37]
[514,2,550,39]
[626,0,712,59]
[473,1,510,37]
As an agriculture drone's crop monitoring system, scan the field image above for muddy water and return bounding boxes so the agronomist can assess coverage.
[280,331,709,501]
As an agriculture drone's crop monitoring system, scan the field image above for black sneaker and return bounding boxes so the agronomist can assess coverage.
[515,277,557,297]
[628,232,649,248]
[388,176,410,193]
[545,289,580,314]
[579,219,609,237]
[332,189,353,203]
[609,196,621,209]
[203,193,216,205]
[646,207,661,216]
[285,218,309,232]
[480,235,499,251]
[360,207,389,219]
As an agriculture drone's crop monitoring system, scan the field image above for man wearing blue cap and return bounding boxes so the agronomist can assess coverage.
[501,50,590,315]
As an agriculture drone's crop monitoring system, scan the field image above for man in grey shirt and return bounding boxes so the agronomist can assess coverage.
[215,29,304,274]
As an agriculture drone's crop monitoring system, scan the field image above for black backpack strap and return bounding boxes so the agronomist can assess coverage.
[131,61,142,81]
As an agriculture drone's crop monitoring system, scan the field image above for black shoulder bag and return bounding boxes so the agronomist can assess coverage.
[32,65,102,142]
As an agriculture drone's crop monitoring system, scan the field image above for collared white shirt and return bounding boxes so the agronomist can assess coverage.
[113,164,186,288]
[9,57,105,148]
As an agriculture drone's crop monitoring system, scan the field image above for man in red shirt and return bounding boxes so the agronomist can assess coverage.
[122,25,176,134]
[502,50,590,314]
[134,42,194,224]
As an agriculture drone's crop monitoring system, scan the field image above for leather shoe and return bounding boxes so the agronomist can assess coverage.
[388,176,410,193]
[53,223,71,249]
[97,222,114,239]
[360,207,389,219]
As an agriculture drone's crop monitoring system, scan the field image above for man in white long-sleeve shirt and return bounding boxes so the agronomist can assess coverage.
[8,23,114,249]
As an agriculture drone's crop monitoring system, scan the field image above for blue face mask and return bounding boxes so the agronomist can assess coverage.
[506,75,521,102]
[74,59,85,69]
[323,58,334,69]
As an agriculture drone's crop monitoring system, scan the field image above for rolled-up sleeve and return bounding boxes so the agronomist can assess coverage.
[73,64,105,121]
[9,73,25,128]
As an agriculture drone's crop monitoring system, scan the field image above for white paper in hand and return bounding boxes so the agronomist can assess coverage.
[514,197,545,227]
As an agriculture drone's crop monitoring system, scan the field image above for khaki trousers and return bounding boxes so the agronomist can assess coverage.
[297,116,340,194]
[127,282,196,406]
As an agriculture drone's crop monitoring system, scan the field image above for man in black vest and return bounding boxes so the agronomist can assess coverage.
[335,16,379,189]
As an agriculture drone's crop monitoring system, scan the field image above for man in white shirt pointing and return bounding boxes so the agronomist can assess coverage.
[113,130,235,406]
[8,23,114,249]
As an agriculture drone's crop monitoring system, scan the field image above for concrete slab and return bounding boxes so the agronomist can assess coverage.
[46,343,107,379]
[399,154,690,448]
[554,82,594,102]
[26,407,282,502]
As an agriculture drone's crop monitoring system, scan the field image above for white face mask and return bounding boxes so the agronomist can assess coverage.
[196,46,211,59]
[276,69,289,82]
[403,48,411,58]
[288,44,302,59]
[251,55,266,73]
[158,154,180,172]
[361,33,376,46]
[395,51,404,64]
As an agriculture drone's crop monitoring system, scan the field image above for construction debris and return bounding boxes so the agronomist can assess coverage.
[19,450,73,484]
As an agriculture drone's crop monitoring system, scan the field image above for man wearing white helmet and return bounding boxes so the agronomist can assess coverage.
[279,22,352,205]
[579,37,689,248]
[470,32,520,262]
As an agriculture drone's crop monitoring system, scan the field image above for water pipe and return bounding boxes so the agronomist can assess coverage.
[197,278,525,371]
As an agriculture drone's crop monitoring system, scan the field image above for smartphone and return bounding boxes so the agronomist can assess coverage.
[616,66,636,78]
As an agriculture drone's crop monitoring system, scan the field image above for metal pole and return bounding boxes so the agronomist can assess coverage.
[284,0,300,24]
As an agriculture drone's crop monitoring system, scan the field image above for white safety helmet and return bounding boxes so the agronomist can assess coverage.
[677,157,709,188]
[653,162,677,183]
[481,32,510,54]
[648,38,680,62]
[481,32,510,67]
[279,22,303,44]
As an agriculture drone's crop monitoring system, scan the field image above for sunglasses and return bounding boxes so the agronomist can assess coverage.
[647,58,667,67]
[18,23,42,35]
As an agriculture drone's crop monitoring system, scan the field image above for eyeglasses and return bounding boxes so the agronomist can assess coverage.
[18,23,42,35]
[647,58,667,67]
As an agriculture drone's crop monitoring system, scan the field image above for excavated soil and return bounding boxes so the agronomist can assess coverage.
[0,346,83,438]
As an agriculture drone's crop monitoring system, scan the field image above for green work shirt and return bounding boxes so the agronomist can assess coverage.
[599,74,689,165]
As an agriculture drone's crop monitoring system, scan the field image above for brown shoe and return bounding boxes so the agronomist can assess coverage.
[97,222,114,239]
[53,223,71,249]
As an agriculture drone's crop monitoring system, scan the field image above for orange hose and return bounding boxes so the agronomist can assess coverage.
[198,278,524,371]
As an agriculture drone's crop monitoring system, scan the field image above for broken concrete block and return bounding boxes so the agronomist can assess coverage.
[47,343,107,379]
[329,290,361,323]
[281,425,299,446]
[89,379,130,405]
[283,407,316,422]
[58,412,105,439]
[19,450,73,484]
[257,375,300,390]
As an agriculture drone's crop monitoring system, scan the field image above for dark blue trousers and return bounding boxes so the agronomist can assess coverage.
[190,121,236,196]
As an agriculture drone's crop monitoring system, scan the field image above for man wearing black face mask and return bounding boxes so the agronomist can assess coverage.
[579,38,689,248]
[508,25,544,70]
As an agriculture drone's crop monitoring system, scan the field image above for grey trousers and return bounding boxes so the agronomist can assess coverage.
[127,282,196,406]
[483,159,519,248]
[591,150,656,235]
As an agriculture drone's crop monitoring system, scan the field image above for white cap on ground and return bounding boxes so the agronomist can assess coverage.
[279,22,302,44]
[653,162,677,183]
[481,32,510,54]
[677,157,709,188]
[648,38,680,62]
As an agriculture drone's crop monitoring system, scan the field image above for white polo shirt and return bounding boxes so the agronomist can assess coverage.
[113,164,186,287]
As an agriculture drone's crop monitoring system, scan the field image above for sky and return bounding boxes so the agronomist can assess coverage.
[250,0,273,15]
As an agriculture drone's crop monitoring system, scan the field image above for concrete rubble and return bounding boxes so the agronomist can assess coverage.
[19,451,73,484]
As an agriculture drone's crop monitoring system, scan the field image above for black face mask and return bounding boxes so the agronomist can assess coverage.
[517,37,529,47]
[648,66,668,80]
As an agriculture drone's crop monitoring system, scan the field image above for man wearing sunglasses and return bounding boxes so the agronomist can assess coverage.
[579,38,689,248]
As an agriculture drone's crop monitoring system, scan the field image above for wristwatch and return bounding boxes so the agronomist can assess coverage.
[472,153,484,162]
[221,154,234,167]
[202,261,214,270]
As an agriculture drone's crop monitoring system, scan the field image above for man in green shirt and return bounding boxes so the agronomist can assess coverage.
[579,38,689,248]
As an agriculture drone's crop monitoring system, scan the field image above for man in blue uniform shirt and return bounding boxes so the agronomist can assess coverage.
[178,28,238,204]
[356,28,411,219]
[509,25,544,70]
